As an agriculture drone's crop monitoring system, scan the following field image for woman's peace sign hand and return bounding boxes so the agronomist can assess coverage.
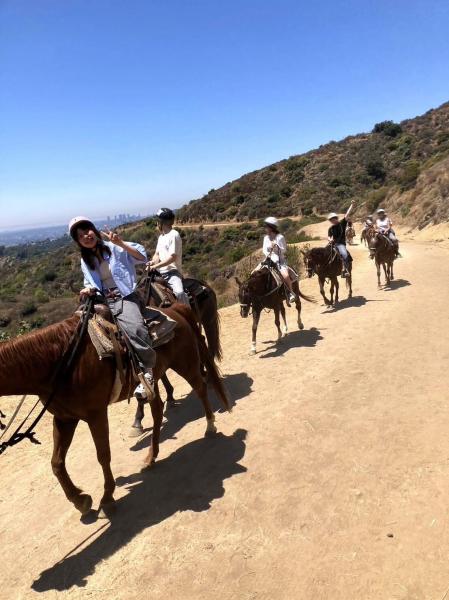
[101,226,124,247]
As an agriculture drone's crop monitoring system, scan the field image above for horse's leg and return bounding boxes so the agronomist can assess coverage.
[330,279,335,305]
[383,262,389,285]
[129,399,145,438]
[250,310,261,355]
[143,382,163,468]
[376,259,381,287]
[335,277,339,304]
[161,373,175,404]
[319,276,331,306]
[292,281,303,330]
[51,417,92,515]
[87,409,116,515]
[280,300,289,335]
[171,360,217,437]
[347,270,352,298]
[390,259,394,281]
[274,305,282,342]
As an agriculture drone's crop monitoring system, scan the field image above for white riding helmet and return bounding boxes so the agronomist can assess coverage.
[68,216,95,238]
[377,208,386,214]
[328,212,338,220]
[264,216,279,228]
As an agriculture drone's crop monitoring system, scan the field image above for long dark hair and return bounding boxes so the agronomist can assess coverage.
[72,223,111,270]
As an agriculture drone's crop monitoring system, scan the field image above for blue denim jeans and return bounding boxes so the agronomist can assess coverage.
[335,243,349,267]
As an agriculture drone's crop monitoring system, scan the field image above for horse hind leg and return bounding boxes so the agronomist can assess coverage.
[88,409,116,517]
[142,382,164,469]
[274,306,282,341]
[292,281,303,330]
[161,373,175,405]
[129,398,145,438]
[52,417,93,515]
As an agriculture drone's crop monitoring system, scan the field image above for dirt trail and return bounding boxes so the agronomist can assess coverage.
[1,233,449,600]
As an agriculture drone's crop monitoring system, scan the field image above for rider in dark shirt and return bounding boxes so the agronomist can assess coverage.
[327,201,356,277]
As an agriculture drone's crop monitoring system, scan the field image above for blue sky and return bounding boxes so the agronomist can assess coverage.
[1,0,449,229]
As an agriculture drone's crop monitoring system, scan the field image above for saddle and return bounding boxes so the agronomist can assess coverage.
[143,274,209,308]
[86,303,177,362]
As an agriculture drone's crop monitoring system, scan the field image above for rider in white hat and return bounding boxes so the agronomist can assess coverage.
[327,201,356,277]
[375,208,400,256]
[262,217,296,303]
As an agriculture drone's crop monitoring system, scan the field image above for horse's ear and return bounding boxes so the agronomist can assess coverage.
[234,277,242,287]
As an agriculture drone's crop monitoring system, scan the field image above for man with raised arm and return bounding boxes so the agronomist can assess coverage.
[327,201,356,278]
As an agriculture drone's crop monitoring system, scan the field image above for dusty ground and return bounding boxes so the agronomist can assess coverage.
[1,227,449,600]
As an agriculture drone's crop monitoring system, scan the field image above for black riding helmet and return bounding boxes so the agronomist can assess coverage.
[156,207,175,222]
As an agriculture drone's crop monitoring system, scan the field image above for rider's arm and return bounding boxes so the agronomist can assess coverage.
[152,253,177,270]
[344,201,355,220]
[101,228,146,262]
[262,236,272,257]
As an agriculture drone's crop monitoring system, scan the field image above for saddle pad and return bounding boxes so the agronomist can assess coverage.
[88,314,116,359]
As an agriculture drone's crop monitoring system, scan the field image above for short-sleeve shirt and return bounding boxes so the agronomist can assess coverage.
[376,216,392,232]
[328,218,348,245]
[156,229,183,274]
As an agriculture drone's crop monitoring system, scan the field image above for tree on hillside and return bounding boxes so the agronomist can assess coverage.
[372,120,403,137]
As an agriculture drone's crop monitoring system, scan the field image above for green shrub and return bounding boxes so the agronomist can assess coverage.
[21,302,37,316]
[34,288,50,303]
[399,160,420,190]
[373,120,402,137]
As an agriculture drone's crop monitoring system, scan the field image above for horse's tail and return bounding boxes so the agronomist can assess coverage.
[201,287,223,361]
[297,287,317,304]
[173,305,230,412]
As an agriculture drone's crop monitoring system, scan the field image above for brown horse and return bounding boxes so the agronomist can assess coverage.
[130,273,222,435]
[369,233,395,287]
[361,226,375,247]
[0,304,229,516]
[236,266,314,354]
[303,245,353,306]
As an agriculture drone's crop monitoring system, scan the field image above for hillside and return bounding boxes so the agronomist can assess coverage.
[1,100,449,338]
[177,102,449,225]
[0,217,317,337]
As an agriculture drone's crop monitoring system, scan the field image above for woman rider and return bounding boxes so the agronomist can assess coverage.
[69,216,156,394]
[262,217,296,303]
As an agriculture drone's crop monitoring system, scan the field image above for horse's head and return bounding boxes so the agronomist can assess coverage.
[235,277,251,318]
[301,249,315,278]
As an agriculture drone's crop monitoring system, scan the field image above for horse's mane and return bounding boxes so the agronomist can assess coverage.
[0,315,79,367]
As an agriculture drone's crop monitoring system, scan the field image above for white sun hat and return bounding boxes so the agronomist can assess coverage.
[68,215,94,233]
[328,212,338,220]
[264,216,279,228]
[377,208,386,213]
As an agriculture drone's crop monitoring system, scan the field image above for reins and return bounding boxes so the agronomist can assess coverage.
[0,297,95,455]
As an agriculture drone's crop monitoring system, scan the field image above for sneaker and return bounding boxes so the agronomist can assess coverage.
[341,271,347,279]
[288,292,297,303]
[134,370,155,400]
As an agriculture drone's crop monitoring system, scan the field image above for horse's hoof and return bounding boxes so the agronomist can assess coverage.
[98,501,116,519]
[299,323,304,330]
[205,428,218,438]
[74,493,93,515]
[141,458,156,471]
[128,425,143,438]
[249,349,256,355]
